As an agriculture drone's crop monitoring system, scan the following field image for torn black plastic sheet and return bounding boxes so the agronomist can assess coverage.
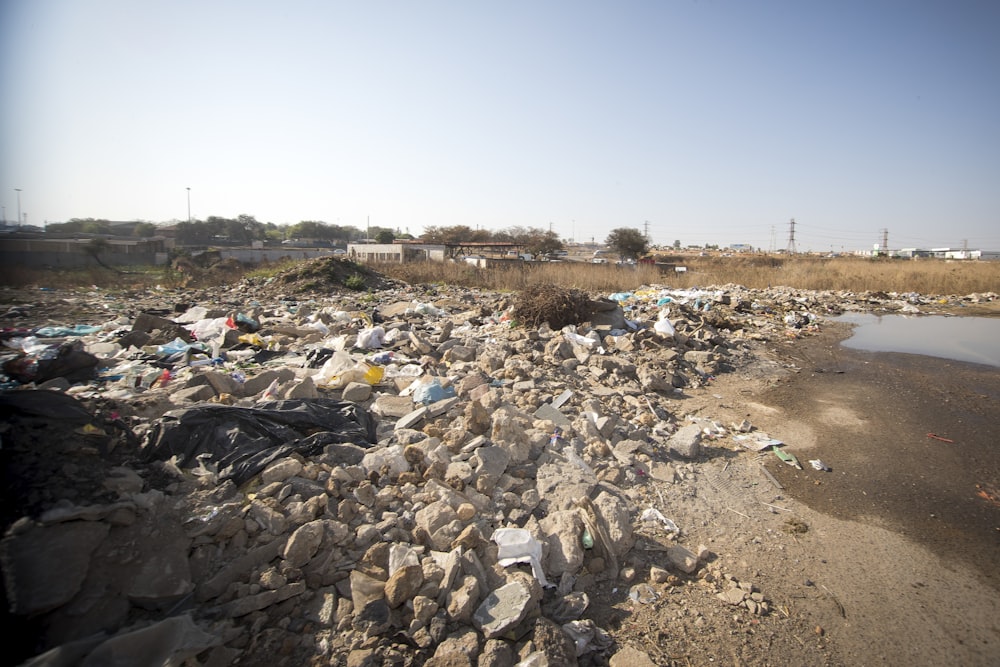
[141,398,377,486]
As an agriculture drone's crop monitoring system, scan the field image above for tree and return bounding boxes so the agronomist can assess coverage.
[606,228,649,261]
[84,237,119,272]
[673,239,681,251]
[524,229,563,257]
[374,229,395,244]
[133,222,158,238]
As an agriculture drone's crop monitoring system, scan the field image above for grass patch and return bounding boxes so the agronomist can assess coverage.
[374,256,1000,296]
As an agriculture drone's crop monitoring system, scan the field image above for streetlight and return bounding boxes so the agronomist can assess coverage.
[15,189,22,228]
[186,187,191,222]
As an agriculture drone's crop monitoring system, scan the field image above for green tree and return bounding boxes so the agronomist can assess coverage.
[606,228,649,261]
[374,229,395,244]
[673,239,681,251]
[133,222,158,238]
[524,230,563,257]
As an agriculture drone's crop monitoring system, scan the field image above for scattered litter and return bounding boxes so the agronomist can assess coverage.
[774,448,802,469]
[734,433,784,451]
[493,528,551,587]
[760,464,784,490]
[639,507,679,533]
[628,583,658,604]
[975,483,1000,507]
[809,459,832,472]
[926,433,954,443]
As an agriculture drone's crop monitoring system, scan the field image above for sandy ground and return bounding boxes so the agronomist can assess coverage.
[659,319,1000,666]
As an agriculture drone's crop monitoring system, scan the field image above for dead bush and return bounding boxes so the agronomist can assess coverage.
[512,283,593,329]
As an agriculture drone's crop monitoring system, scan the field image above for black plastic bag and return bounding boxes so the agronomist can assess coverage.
[141,398,377,486]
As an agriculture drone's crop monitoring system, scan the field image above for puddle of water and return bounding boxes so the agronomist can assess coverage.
[835,314,1000,367]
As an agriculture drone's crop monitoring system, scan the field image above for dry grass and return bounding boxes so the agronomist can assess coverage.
[2,255,997,297]
[376,256,1000,296]
[511,283,594,329]
[0,265,189,291]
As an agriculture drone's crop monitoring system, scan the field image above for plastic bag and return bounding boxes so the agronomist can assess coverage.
[411,377,456,404]
[185,317,233,341]
[493,528,551,587]
[653,309,676,337]
[313,351,384,388]
[356,326,386,350]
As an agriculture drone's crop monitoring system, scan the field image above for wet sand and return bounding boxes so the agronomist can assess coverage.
[756,320,1000,590]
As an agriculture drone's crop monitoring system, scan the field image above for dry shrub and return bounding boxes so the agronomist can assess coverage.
[511,283,593,329]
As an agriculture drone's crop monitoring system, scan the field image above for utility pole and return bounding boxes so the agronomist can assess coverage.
[15,189,22,229]
[186,187,191,222]
[770,225,775,253]
[785,218,796,254]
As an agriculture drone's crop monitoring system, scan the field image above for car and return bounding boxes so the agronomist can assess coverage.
[333,249,347,255]
[592,257,608,264]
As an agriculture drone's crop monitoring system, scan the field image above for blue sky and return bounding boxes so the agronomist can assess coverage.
[2,0,998,252]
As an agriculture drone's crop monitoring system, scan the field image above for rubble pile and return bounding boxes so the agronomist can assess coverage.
[0,276,996,666]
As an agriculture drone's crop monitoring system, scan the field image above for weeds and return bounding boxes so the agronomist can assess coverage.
[374,256,999,296]
[2,255,997,298]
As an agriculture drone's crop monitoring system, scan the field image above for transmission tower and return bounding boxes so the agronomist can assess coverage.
[880,228,889,254]
[785,218,797,254]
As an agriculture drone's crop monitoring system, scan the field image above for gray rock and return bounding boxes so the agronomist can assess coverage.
[668,423,703,459]
[342,381,373,402]
[395,406,428,430]
[540,510,585,576]
[372,394,415,418]
[473,578,537,639]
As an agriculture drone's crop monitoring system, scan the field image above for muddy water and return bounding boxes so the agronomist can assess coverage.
[836,313,1000,367]
[759,321,1000,589]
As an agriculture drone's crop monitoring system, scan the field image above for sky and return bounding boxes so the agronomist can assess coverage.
[2,1,999,252]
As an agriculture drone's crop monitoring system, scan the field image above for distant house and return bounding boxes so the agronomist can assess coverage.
[347,243,446,263]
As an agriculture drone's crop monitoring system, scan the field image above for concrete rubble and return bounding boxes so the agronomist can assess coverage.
[0,279,995,666]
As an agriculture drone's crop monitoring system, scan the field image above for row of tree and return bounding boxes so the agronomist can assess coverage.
[44,217,654,260]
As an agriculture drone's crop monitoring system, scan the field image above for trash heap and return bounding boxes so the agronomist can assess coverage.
[0,279,995,666]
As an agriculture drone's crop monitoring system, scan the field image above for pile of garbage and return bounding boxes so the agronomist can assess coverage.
[0,280,995,666]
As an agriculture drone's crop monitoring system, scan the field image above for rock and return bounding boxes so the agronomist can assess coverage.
[473,578,538,639]
[385,564,424,608]
[261,457,303,485]
[1,521,109,615]
[372,394,415,418]
[283,520,325,568]
[666,544,700,574]
[396,406,429,430]
[540,510,585,576]
[342,381,373,402]
[610,645,658,667]
[668,423,703,459]
[447,575,482,623]
[719,587,748,605]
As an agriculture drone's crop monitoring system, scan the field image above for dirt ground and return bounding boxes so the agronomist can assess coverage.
[1,284,997,666]
[611,316,1000,666]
